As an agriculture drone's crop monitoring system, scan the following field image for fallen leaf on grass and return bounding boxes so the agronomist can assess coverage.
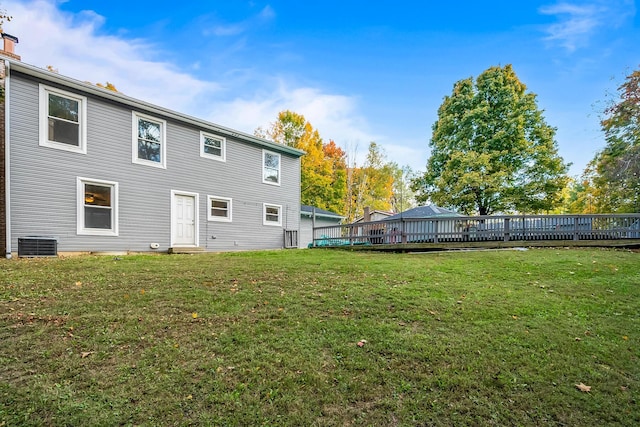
[81,351,95,358]
[622,336,628,341]
[357,340,367,347]
[192,312,198,319]
[575,383,591,392]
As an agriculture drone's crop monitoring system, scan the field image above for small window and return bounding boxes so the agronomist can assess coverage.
[208,196,232,222]
[132,112,166,168]
[263,203,282,226]
[39,85,87,154]
[200,132,226,161]
[77,177,118,236]
[262,150,281,185]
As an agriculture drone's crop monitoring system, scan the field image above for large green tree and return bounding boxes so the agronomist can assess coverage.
[413,65,569,215]
[587,67,640,212]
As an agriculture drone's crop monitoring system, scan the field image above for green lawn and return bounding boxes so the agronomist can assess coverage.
[1,248,638,426]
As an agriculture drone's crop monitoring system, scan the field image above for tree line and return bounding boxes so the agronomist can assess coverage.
[255,111,415,222]
[258,64,638,220]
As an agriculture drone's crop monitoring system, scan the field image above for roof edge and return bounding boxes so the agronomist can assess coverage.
[300,211,344,220]
[8,59,304,157]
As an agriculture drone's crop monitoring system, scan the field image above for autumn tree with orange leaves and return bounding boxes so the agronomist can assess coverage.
[256,111,347,214]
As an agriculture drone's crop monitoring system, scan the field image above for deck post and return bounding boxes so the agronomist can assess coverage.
[401,218,407,244]
[349,224,354,245]
[573,216,579,241]
[433,220,439,243]
[504,217,510,242]
[312,208,316,247]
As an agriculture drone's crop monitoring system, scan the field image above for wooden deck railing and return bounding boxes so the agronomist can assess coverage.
[310,214,640,248]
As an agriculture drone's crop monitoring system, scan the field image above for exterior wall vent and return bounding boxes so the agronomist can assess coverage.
[18,236,58,257]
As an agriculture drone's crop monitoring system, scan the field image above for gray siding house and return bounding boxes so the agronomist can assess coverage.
[0,36,303,256]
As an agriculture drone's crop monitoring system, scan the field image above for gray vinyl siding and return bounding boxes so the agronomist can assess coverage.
[8,72,301,253]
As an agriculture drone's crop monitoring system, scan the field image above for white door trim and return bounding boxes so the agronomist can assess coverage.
[171,190,199,247]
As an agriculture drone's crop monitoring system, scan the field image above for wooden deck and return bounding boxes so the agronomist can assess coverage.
[310,213,640,251]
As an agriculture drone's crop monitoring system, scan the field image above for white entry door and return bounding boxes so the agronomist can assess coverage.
[173,193,197,246]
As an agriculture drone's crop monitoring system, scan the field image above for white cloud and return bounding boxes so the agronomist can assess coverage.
[2,1,418,170]
[539,0,636,51]
[204,5,276,37]
[206,79,378,153]
[4,0,219,112]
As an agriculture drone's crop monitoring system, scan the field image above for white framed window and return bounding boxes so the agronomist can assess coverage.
[39,84,87,154]
[262,150,281,185]
[263,203,282,226]
[77,177,118,236]
[132,112,166,168]
[207,196,232,222]
[200,132,226,161]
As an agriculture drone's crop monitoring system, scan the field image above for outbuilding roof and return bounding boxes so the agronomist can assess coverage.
[300,205,344,219]
[383,205,462,221]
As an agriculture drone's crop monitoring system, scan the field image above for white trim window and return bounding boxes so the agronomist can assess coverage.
[208,196,232,222]
[77,177,118,236]
[263,203,282,226]
[200,132,226,161]
[132,112,166,168]
[39,85,87,154]
[262,150,281,185]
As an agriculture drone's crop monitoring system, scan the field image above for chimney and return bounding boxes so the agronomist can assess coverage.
[0,32,20,61]
[363,206,371,222]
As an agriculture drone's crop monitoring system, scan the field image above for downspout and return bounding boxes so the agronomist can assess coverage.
[3,59,11,258]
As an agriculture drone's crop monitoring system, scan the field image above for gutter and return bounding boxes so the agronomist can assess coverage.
[9,60,305,158]
[4,59,11,258]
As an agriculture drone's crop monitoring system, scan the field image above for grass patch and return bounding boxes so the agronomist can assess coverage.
[1,248,639,425]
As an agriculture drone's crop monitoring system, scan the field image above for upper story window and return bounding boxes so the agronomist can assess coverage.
[77,177,118,236]
[200,132,226,162]
[263,150,281,185]
[39,85,87,154]
[132,112,166,168]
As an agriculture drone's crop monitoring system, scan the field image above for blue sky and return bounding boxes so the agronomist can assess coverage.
[4,0,638,176]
